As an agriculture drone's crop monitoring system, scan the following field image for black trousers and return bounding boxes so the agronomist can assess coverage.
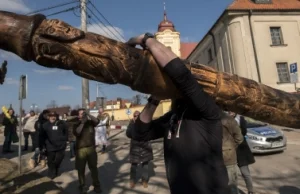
[47,149,65,179]
[23,132,36,150]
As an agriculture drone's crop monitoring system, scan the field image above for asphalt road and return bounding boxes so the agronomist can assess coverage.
[0,129,300,194]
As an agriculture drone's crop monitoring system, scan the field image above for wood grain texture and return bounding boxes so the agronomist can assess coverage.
[0,10,299,128]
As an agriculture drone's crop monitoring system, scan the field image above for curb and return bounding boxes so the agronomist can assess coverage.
[110,125,127,130]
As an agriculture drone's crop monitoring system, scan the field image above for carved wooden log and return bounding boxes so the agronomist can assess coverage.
[0,10,300,128]
[0,60,7,84]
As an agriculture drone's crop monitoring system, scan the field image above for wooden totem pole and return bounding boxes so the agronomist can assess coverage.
[0,10,299,128]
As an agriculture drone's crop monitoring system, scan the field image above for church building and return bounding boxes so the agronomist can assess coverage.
[154,7,197,59]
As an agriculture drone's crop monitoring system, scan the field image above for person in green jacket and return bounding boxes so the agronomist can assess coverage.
[73,109,102,194]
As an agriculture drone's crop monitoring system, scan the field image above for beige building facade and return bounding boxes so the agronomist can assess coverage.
[188,0,300,92]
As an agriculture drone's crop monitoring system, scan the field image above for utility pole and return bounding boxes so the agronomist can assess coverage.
[81,0,90,110]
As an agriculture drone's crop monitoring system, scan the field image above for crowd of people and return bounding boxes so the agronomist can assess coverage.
[1,107,110,194]
[1,33,258,194]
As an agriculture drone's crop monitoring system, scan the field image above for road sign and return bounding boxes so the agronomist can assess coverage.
[290,63,297,73]
[19,75,27,100]
[125,102,131,109]
[290,72,298,83]
[126,109,132,115]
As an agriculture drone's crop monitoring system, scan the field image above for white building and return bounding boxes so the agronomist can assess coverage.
[188,0,300,92]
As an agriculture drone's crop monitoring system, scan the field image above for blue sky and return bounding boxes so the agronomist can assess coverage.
[0,0,233,112]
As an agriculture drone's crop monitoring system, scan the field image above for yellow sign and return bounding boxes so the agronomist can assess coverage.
[1,106,11,119]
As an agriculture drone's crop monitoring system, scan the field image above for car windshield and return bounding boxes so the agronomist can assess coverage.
[245,117,267,128]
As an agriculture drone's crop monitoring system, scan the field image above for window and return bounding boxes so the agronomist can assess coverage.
[276,62,290,83]
[270,27,283,45]
[208,48,213,62]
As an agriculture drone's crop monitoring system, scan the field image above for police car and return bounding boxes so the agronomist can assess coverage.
[245,118,287,154]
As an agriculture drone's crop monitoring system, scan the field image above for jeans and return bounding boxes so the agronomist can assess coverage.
[130,162,149,182]
[239,165,254,193]
[3,132,12,152]
[69,141,76,158]
[226,164,239,194]
[75,146,100,188]
[47,150,65,179]
[23,132,36,150]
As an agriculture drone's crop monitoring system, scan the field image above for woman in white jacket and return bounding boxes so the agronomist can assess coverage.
[95,108,110,153]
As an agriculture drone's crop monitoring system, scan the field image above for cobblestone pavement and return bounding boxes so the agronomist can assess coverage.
[0,128,300,194]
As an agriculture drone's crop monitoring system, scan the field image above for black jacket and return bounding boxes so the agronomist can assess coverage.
[236,116,255,167]
[41,120,68,152]
[126,120,153,164]
[132,58,229,194]
[34,114,49,149]
[2,116,17,137]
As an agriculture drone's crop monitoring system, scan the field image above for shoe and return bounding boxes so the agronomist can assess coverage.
[94,186,102,193]
[129,180,135,189]
[28,159,36,168]
[40,160,46,168]
[142,180,148,188]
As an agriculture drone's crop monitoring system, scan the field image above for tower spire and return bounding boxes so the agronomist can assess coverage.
[163,2,167,21]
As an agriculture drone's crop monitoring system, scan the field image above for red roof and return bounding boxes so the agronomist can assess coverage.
[180,43,198,59]
[227,0,300,10]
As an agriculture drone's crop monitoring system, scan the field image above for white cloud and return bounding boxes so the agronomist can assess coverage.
[0,0,31,13]
[33,69,59,74]
[86,23,125,42]
[6,77,18,85]
[58,85,75,91]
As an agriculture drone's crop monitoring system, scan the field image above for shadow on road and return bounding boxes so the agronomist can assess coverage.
[279,186,300,194]
[0,171,64,194]
[0,144,36,159]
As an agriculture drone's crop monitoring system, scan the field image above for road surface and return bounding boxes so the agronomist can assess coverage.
[0,128,300,194]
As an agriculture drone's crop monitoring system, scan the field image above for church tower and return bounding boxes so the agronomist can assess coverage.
[155,3,181,57]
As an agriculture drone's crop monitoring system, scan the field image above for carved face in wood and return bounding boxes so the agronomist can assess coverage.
[30,19,84,70]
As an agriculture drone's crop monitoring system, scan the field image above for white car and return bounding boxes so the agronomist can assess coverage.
[245,118,287,154]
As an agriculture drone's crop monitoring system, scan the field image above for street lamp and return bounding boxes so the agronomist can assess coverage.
[30,104,38,112]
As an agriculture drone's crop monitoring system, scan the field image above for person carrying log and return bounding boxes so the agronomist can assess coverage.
[127,33,229,194]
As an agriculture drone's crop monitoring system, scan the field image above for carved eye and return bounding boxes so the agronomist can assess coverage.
[48,27,55,34]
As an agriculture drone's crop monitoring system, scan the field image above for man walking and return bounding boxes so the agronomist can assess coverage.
[230,113,256,194]
[23,110,38,151]
[126,111,153,189]
[127,33,229,194]
[40,111,68,179]
[74,109,102,194]
[29,109,49,168]
[221,112,243,194]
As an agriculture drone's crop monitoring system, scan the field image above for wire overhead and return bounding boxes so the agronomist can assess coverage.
[89,1,125,41]
[87,19,111,38]
[27,0,78,15]
[26,1,125,42]
[46,6,80,17]
[86,6,124,42]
